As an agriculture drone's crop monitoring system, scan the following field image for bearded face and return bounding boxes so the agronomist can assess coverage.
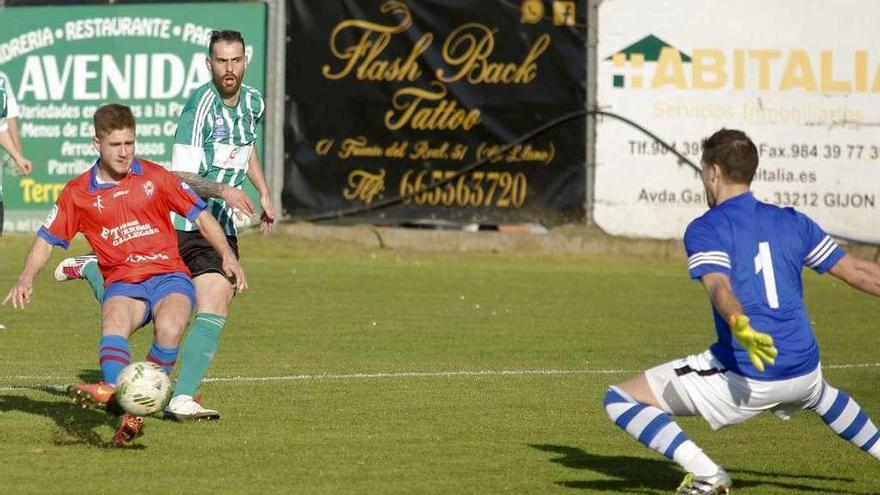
[208,40,247,99]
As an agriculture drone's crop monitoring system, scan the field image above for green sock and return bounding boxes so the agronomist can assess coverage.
[174,313,226,397]
[82,261,105,302]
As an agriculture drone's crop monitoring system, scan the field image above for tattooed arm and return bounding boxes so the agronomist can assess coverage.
[174,171,255,217]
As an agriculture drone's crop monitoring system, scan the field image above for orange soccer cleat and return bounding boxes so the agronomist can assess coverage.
[112,413,144,447]
[67,382,117,410]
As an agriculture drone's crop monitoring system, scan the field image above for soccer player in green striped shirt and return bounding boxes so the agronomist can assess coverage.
[54,30,274,420]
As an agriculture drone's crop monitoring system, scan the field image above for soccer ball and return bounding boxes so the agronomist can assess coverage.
[115,362,173,416]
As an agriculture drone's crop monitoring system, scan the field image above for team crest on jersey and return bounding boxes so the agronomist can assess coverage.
[212,116,229,140]
[143,180,155,197]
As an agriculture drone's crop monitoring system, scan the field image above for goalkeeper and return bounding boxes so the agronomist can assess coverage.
[603,129,880,495]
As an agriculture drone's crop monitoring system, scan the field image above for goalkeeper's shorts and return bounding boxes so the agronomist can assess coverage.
[644,349,823,430]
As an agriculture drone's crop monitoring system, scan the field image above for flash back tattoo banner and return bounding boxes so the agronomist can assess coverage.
[284,0,587,225]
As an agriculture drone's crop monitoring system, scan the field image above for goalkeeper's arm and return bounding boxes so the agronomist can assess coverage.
[700,272,745,323]
[700,272,778,372]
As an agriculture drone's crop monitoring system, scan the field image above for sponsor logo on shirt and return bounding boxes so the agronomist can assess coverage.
[125,253,170,264]
[113,189,130,199]
[101,220,160,246]
[223,146,241,168]
[42,205,58,228]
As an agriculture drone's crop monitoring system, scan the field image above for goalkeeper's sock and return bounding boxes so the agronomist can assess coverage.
[811,382,880,459]
[99,335,131,385]
[146,342,179,374]
[173,313,225,397]
[82,261,105,302]
[604,386,720,476]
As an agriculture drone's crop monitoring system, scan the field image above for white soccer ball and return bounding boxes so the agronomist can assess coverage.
[115,361,173,416]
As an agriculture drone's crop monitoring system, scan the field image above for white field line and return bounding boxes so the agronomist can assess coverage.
[1,362,878,392]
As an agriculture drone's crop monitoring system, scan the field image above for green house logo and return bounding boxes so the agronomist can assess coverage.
[607,35,692,88]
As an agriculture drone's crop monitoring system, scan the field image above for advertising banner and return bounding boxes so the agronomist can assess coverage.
[0,2,266,232]
[284,0,587,225]
[595,0,880,242]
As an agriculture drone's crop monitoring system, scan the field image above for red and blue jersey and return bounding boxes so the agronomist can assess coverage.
[39,158,206,285]
[684,192,845,380]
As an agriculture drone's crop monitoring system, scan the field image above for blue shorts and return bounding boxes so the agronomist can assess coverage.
[103,272,196,328]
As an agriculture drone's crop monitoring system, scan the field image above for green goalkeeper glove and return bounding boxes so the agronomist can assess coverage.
[729,314,778,372]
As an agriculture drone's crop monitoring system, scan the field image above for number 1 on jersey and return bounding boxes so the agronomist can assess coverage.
[754,242,779,309]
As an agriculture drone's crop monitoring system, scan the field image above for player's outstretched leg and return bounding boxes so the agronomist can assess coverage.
[810,382,880,459]
[165,313,225,421]
[54,254,105,302]
[604,386,731,494]
[67,334,130,413]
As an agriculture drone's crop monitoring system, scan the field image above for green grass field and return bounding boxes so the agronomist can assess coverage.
[1,230,879,494]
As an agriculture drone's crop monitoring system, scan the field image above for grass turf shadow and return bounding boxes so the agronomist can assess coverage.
[0,386,143,450]
[530,444,868,494]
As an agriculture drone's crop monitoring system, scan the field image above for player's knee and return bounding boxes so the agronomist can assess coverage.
[604,386,635,420]
[153,321,187,347]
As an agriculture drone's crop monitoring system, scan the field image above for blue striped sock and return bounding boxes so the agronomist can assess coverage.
[604,386,718,475]
[812,382,880,459]
[146,342,179,374]
[99,335,130,385]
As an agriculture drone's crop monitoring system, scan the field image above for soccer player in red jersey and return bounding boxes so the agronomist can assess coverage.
[2,104,245,446]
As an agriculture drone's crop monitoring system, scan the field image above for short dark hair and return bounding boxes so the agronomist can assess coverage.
[209,30,245,56]
[93,103,135,138]
[701,129,758,184]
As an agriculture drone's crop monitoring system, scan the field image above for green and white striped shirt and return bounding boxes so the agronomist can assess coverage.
[169,81,265,235]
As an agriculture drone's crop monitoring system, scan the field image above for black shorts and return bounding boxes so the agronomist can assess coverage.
[177,230,239,282]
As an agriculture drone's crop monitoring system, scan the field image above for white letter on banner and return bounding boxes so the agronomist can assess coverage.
[150,54,184,99]
[19,56,48,100]
[73,55,100,100]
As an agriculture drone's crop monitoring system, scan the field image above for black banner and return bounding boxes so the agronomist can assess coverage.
[284,0,586,225]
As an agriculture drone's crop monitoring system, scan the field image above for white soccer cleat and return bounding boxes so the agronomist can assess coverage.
[53,254,98,282]
[675,468,732,495]
[164,394,221,422]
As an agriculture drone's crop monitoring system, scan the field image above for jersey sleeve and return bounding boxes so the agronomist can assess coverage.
[684,216,731,279]
[170,96,207,174]
[159,167,206,222]
[37,191,78,249]
[797,211,845,273]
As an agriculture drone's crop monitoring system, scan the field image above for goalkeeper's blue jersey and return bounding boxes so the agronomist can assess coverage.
[684,192,845,380]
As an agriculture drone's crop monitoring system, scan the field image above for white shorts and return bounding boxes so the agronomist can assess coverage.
[645,350,824,430]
